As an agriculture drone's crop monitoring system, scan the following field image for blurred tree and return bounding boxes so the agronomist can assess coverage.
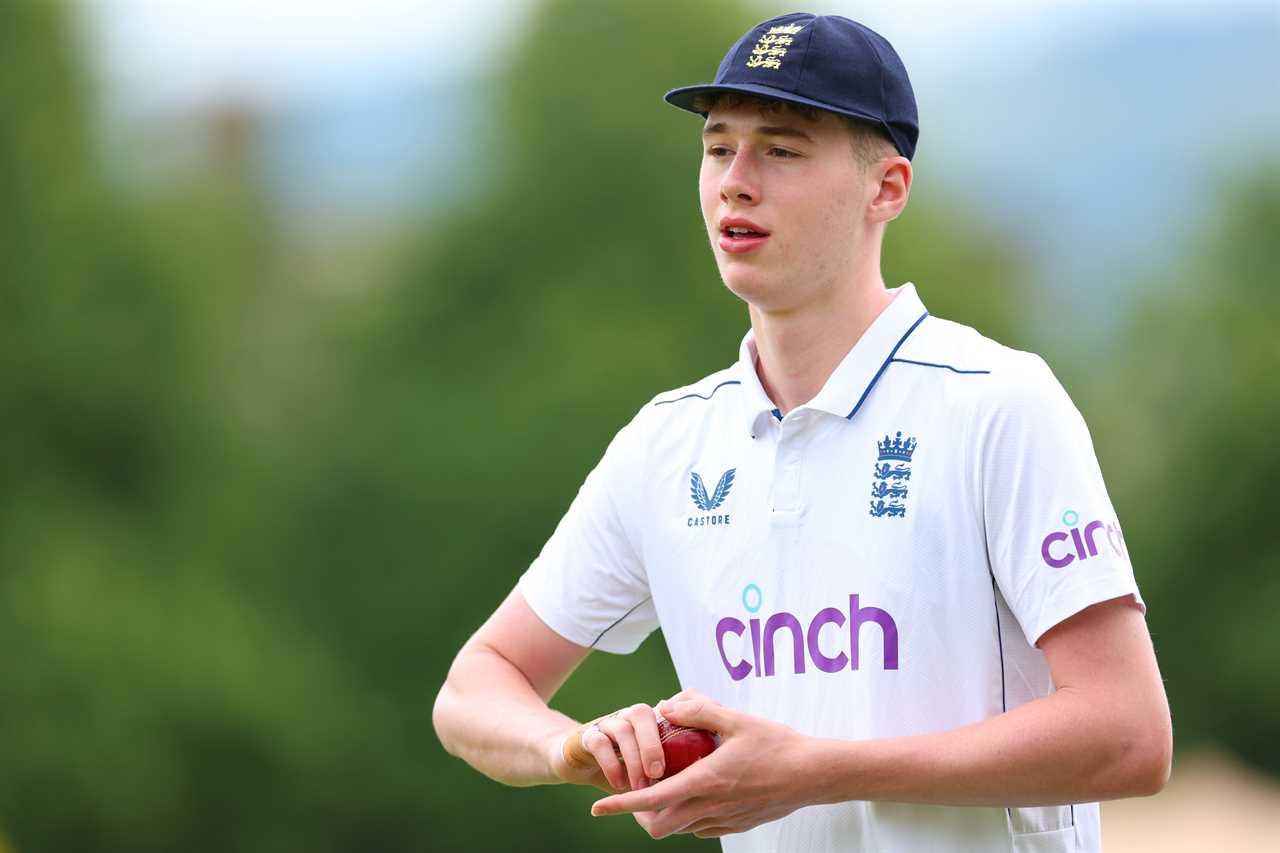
[0,4,395,852]
[883,197,1033,351]
[1091,162,1280,775]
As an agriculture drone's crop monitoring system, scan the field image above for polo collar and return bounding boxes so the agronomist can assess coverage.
[736,282,929,436]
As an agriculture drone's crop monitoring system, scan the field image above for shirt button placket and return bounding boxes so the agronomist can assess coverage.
[772,413,805,514]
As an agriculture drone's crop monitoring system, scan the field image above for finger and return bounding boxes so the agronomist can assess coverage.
[596,712,645,783]
[639,799,715,840]
[584,726,627,791]
[591,771,695,816]
[658,698,735,735]
[630,809,666,840]
[598,714,645,792]
[622,703,665,779]
[686,803,758,837]
[659,687,714,712]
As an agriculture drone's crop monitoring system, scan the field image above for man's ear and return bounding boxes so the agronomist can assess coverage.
[868,158,911,223]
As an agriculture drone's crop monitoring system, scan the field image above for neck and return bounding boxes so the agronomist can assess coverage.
[749,278,896,416]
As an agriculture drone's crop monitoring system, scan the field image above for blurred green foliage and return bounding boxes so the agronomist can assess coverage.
[0,0,1275,851]
[1089,164,1280,768]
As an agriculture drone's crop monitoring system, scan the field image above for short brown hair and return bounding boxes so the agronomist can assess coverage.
[691,91,897,172]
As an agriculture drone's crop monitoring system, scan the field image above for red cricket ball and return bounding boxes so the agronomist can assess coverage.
[655,712,717,780]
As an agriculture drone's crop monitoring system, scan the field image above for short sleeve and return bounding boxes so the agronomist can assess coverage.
[977,354,1145,647]
[517,408,658,654]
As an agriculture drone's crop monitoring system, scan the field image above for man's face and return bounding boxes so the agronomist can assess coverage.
[698,102,875,313]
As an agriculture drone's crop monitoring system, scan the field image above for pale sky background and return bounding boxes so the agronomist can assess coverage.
[82,0,534,111]
[81,0,1275,112]
[75,0,1279,346]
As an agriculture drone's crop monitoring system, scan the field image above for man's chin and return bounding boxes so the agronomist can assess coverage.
[720,273,774,306]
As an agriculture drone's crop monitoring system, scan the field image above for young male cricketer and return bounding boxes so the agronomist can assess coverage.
[433,12,1172,851]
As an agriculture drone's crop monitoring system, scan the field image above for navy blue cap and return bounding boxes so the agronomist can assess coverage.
[663,12,919,161]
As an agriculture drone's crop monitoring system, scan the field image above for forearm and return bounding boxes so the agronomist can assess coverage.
[432,642,580,787]
[809,686,1170,808]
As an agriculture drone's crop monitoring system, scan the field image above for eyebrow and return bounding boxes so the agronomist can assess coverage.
[701,122,815,143]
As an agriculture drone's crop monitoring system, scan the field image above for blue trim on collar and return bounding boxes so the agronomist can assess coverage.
[889,358,991,375]
[654,379,741,406]
[845,311,929,420]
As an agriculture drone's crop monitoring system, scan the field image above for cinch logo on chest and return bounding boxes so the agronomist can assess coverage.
[714,585,899,680]
[687,468,735,528]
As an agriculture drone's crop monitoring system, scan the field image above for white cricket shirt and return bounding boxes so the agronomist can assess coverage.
[519,282,1144,852]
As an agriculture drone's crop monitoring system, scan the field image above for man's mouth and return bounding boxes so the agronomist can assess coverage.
[718,228,770,254]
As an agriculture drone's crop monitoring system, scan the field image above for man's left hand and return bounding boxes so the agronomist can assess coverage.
[590,695,819,839]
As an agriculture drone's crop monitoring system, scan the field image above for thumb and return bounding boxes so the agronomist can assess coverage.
[659,698,734,735]
[560,723,597,771]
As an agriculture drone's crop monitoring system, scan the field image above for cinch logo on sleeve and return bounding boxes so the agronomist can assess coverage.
[688,468,735,528]
[1040,509,1129,568]
[714,584,899,681]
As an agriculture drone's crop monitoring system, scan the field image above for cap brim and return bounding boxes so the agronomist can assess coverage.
[663,82,882,129]
[662,82,911,160]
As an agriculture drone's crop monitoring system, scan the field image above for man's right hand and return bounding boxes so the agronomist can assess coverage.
[549,689,717,793]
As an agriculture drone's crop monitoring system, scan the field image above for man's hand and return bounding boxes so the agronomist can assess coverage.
[589,695,814,840]
[549,689,718,795]
[550,701,664,794]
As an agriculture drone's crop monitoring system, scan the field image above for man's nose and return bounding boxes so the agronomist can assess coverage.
[720,151,759,204]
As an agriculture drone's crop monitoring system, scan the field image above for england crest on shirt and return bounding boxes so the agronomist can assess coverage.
[870,431,916,518]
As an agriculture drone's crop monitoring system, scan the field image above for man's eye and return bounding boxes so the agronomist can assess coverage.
[705,147,797,159]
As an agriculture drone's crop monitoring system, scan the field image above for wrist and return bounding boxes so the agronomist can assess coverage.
[801,735,868,807]
[778,731,835,809]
